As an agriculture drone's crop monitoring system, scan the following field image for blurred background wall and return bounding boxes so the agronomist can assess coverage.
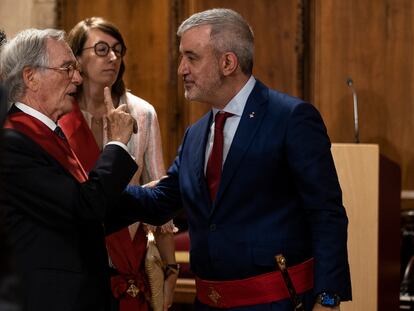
[2,0,414,212]
[0,0,56,36]
[3,1,414,309]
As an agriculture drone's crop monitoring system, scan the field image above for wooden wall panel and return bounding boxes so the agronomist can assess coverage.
[58,0,414,191]
[331,144,401,311]
[308,0,414,191]
[183,0,303,122]
[58,0,303,165]
[58,0,180,165]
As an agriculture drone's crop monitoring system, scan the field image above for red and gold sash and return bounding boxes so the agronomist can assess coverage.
[106,225,150,311]
[4,111,87,183]
[59,100,101,173]
[196,258,314,308]
[60,102,150,311]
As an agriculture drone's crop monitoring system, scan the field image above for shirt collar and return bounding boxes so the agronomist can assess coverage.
[212,75,256,117]
[15,102,57,131]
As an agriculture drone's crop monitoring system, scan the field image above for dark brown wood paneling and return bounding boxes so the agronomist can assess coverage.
[58,0,180,165]
[308,0,414,191]
[379,155,401,311]
[59,1,414,193]
[183,0,303,122]
[190,0,302,94]
[58,0,304,165]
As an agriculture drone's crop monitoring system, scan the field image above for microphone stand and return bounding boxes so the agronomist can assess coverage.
[346,78,360,143]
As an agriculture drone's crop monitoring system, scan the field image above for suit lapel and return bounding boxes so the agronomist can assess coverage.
[191,112,213,200]
[212,81,268,210]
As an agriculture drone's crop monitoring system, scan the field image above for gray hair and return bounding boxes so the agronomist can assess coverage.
[177,8,254,75]
[0,28,65,102]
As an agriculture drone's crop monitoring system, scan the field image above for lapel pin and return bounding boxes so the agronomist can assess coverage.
[249,112,255,118]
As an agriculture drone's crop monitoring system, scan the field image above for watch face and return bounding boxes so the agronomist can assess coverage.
[319,292,340,307]
[321,294,336,306]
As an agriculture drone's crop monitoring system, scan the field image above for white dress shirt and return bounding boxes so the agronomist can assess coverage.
[15,102,58,131]
[204,76,256,173]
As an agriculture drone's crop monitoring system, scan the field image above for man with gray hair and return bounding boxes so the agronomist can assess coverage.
[0,28,140,311]
[124,8,351,311]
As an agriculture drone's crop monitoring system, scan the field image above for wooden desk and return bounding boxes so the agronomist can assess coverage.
[331,144,400,311]
[173,248,195,304]
[174,278,196,304]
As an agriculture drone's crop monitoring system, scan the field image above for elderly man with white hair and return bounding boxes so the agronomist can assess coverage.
[0,28,140,311]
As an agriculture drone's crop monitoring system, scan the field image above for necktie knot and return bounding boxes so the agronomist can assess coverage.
[54,125,67,140]
[214,111,233,131]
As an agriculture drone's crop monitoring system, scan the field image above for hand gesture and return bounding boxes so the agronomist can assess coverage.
[104,87,137,144]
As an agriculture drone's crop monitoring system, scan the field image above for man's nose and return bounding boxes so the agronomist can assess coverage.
[177,59,188,76]
[72,69,83,85]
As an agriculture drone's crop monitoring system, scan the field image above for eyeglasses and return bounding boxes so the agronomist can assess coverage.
[38,62,81,79]
[82,41,126,58]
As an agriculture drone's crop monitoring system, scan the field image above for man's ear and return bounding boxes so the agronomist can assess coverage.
[220,52,238,76]
[23,67,39,91]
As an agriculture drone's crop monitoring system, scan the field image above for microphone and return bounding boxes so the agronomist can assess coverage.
[346,78,359,143]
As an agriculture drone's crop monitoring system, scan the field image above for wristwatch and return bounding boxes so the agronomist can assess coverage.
[316,292,341,307]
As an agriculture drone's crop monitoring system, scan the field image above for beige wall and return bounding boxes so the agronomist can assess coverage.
[0,0,57,38]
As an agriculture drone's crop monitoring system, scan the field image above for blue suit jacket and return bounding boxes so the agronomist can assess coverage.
[126,80,352,309]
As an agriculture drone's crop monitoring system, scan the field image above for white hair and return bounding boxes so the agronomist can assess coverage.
[0,28,65,102]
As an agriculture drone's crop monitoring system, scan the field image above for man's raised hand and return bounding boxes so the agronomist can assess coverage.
[104,86,137,144]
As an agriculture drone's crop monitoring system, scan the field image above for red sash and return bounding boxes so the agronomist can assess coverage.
[196,258,314,308]
[4,112,87,183]
[106,225,150,311]
[59,102,150,311]
[59,101,100,173]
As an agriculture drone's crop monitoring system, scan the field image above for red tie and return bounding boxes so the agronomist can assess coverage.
[206,111,233,201]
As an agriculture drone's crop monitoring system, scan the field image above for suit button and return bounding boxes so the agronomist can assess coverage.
[210,224,216,231]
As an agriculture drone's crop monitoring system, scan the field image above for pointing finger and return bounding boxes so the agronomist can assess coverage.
[104,87,115,113]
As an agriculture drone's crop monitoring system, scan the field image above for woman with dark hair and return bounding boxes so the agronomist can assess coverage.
[59,18,178,311]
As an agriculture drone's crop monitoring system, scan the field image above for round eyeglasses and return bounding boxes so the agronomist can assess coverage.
[82,41,126,58]
[38,62,81,79]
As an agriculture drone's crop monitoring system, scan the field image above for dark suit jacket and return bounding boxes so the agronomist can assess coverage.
[0,106,138,311]
[0,86,22,310]
[125,80,352,310]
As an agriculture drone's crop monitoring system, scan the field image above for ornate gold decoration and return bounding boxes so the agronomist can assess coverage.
[126,279,140,298]
[208,287,221,305]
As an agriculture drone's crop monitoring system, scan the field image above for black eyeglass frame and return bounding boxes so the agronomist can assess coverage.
[82,41,126,58]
